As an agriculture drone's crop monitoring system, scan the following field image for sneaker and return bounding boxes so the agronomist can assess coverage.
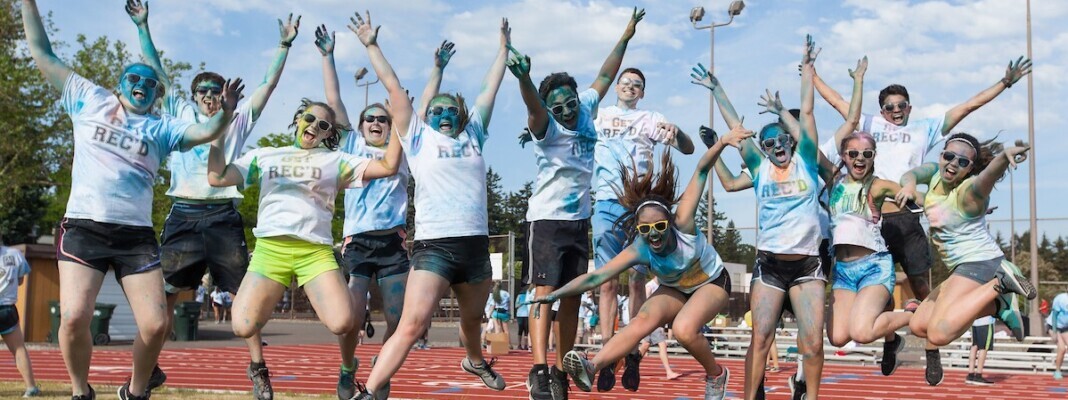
[965,373,993,385]
[248,364,274,400]
[338,367,357,400]
[704,366,729,400]
[549,365,570,400]
[374,382,390,400]
[621,350,642,391]
[23,386,40,398]
[147,365,166,391]
[924,349,943,386]
[595,363,616,392]
[756,376,765,400]
[72,385,95,400]
[881,333,905,376]
[995,293,1025,341]
[526,365,553,400]
[461,357,505,391]
[117,380,149,400]
[995,260,1038,299]
[562,350,596,392]
[1054,370,1063,380]
[352,381,374,400]
[788,374,804,400]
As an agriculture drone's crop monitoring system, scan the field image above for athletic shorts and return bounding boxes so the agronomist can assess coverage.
[832,251,895,294]
[951,257,1003,285]
[160,202,249,294]
[248,237,338,287]
[492,308,509,321]
[0,305,19,335]
[57,218,160,280]
[752,251,826,292]
[972,323,994,351]
[643,326,667,345]
[523,219,590,288]
[411,235,491,285]
[880,211,932,276]
[341,231,410,281]
[592,200,647,274]
[819,239,833,278]
[517,316,529,336]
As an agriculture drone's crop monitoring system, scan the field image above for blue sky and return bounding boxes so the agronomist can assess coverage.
[39,0,1068,244]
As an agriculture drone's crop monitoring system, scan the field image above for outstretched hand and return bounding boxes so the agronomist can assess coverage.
[124,0,148,25]
[721,122,755,148]
[1003,56,1033,88]
[526,294,558,305]
[623,7,645,39]
[758,89,784,115]
[348,11,380,47]
[802,34,821,66]
[690,63,719,91]
[314,24,335,55]
[500,18,511,48]
[849,56,868,80]
[505,45,531,78]
[221,78,245,114]
[434,40,456,69]
[278,13,301,46]
[698,126,718,149]
[1004,140,1031,169]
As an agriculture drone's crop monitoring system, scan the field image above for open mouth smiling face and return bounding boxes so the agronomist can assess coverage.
[362,107,392,147]
[880,94,911,126]
[843,145,875,180]
[636,205,673,254]
[939,141,976,185]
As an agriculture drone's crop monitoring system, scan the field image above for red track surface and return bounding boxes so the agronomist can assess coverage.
[1,344,1064,399]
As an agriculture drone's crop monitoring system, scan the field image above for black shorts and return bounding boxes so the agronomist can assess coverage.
[819,238,833,278]
[57,218,161,280]
[951,257,1002,284]
[752,251,826,292]
[160,203,249,294]
[880,211,932,276]
[972,324,994,351]
[411,235,491,285]
[0,305,19,335]
[523,219,590,288]
[342,231,410,280]
[517,316,529,336]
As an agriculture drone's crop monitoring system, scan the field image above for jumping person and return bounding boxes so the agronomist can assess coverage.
[312,23,413,400]
[125,2,297,396]
[638,277,682,381]
[814,49,1032,384]
[897,133,1035,360]
[532,125,752,400]
[22,1,241,398]
[506,9,642,397]
[693,36,830,399]
[0,236,39,397]
[348,12,510,399]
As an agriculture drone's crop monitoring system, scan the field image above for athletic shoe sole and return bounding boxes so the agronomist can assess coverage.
[881,334,905,376]
[563,351,594,392]
[997,262,1038,299]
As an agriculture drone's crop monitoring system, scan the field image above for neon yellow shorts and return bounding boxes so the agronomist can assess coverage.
[248,237,338,287]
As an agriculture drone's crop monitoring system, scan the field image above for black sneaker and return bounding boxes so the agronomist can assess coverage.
[621,350,642,391]
[117,380,149,400]
[147,365,166,391]
[788,374,806,400]
[549,365,570,400]
[526,365,553,400]
[596,364,616,392]
[965,373,993,386]
[755,375,765,400]
[72,385,95,400]
[881,333,905,376]
[248,363,274,400]
[925,349,944,386]
[461,357,506,390]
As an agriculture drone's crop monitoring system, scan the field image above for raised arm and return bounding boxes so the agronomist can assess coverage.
[962,143,1030,216]
[690,64,762,173]
[798,35,821,163]
[758,89,800,141]
[656,121,695,155]
[812,65,849,119]
[181,79,244,151]
[417,40,455,117]
[471,18,511,128]
[590,8,644,100]
[830,57,867,152]
[314,24,351,128]
[126,0,172,91]
[676,125,754,234]
[506,45,549,138]
[22,0,72,89]
[350,11,413,135]
[942,57,1032,135]
[895,162,939,206]
[246,14,299,121]
[531,247,640,304]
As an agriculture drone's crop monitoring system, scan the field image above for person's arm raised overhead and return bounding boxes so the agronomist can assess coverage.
[797,34,821,164]
[349,11,404,176]
[676,125,754,234]
[506,44,549,139]
[126,0,173,95]
[962,142,1030,217]
[247,13,300,122]
[691,64,761,174]
[589,8,644,101]
[941,57,1032,136]
[812,61,849,119]
[832,56,867,151]
[22,0,72,89]
[471,18,511,128]
[315,24,351,128]
[417,40,455,117]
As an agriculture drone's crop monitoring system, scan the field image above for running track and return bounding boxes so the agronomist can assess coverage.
[1,344,1064,399]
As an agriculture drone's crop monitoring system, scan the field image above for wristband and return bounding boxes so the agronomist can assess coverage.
[1001,77,1013,88]
[280,41,293,48]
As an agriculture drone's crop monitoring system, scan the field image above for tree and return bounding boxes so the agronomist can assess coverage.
[233,132,293,248]
[485,168,507,235]
[501,180,533,236]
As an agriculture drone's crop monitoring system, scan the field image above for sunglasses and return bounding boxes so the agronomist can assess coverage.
[363,115,390,124]
[549,98,579,116]
[636,220,670,235]
[618,77,644,89]
[845,149,875,159]
[940,151,972,168]
[428,106,459,116]
[196,86,222,96]
[302,113,333,131]
[124,73,159,89]
[882,100,909,112]
[761,133,792,150]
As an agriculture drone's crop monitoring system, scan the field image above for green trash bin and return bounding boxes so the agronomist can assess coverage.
[172,301,201,341]
[48,301,115,345]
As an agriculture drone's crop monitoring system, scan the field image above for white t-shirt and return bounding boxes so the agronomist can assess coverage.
[231,146,370,245]
[527,88,598,221]
[211,289,232,305]
[820,113,946,182]
[0,247,30,306]
[593,105,672,200]
[60,73,191,227]
[401,109,489,240]
[340,131,410,236]
[163,89,256,201]
[754,155,823,255]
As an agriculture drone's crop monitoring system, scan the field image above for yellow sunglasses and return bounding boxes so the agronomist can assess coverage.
[636,220,670,235]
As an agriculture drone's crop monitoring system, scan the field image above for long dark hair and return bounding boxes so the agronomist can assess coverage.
[612,152,679,245]
[289,98,341,151]
[944,132,1003,179]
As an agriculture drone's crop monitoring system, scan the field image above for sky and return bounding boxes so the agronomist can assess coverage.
[36,0,1068,245]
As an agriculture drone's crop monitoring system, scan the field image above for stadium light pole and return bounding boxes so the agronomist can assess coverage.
[691,0,745,243]
[1025,0,1041,336]
[354,67,379,110]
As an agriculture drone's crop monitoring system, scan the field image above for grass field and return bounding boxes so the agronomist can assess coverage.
[0,380,333,399]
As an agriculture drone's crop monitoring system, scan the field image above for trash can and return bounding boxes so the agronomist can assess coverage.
[172,301,202,341]
[47,301,115,345]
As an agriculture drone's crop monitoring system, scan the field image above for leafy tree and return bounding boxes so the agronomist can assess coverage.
[234,132,292,248]
[486,168,507,235]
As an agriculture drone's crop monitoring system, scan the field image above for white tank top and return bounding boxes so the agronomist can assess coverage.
[829,179,887,252]
[924,174,1003,268]
[754,155,823,255]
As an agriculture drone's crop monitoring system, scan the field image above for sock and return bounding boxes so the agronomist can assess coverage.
[795,359,806,382]
[341,362,356,373]
[250,361,267,370]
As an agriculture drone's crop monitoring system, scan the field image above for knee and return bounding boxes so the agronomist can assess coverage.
[849,327,879,344]
[60,310,93,334]
[750,331,775,351]
[139,317,169,341]
[909,318,928,338]
[232,322,257,339]
[927,330,953,347]
[673,326,701,345]
[828,333,851,348]
[326,317,357,336]
[396,316,428,340]
[798,336,824,358]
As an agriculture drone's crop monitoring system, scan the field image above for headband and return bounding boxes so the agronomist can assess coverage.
[636,200,670,213]
[947,137,977,152]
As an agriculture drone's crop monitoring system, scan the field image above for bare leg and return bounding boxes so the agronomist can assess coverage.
[976,349,988,375]
[58,261,104,397]
[850,285,912,344]
[230,273,287,339]
[923,276,998,346]
[671,283,729,377]
[365,271,449,393]
[554,296,581,369]
[1055,332,1067,372]
[379,272,408,341]
[2,325,37,390]
[789,281,826,399]
[339,276,371,371]
[828,289,855,347]
[599,279,619,342]
[120,269,171,396]
[743,283,785,400]
[591,290,680,371]
[531,286,555,365]
[628,270,648,320]
[968,345,978,373]
[658,340,680,379]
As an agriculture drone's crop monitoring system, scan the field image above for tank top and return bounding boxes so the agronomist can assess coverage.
[754,155,823,255]
[633,228,724,294]
[829,179,886,252]
[924,174,1003,268]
